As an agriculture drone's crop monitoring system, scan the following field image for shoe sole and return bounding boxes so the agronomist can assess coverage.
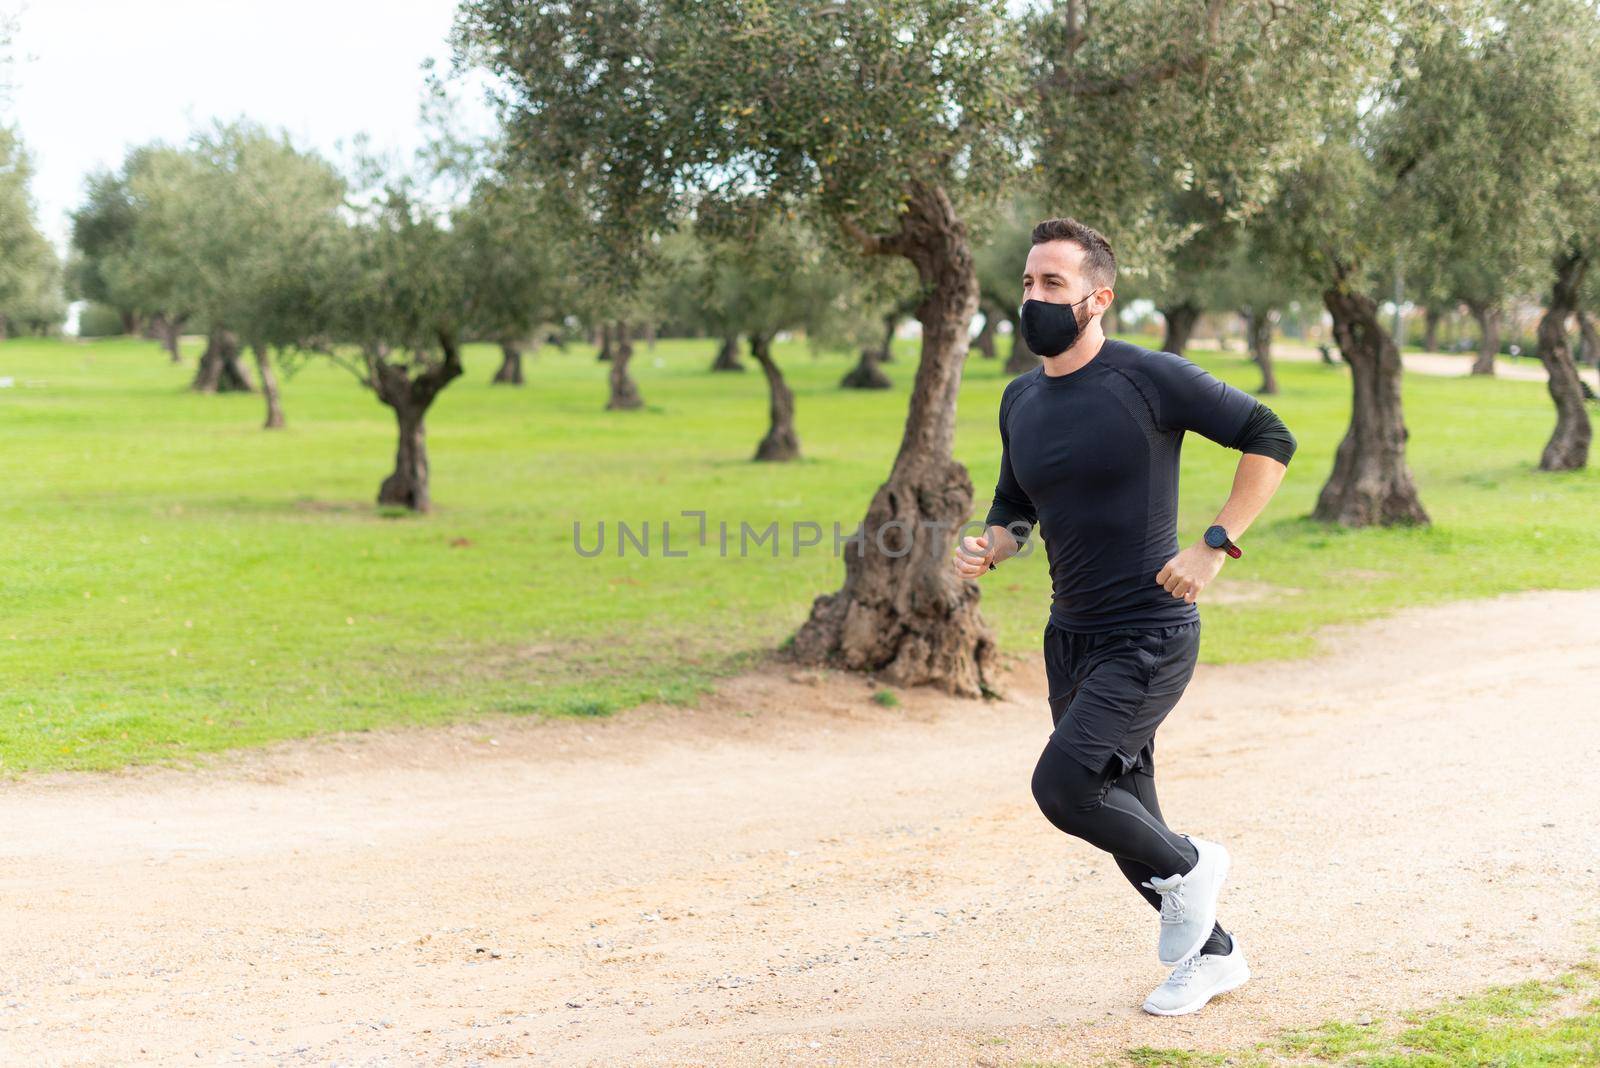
[1159,843,1231,966]
[1141,963,1252,1016]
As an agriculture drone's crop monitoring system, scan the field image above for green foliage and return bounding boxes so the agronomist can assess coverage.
[451,172,582,346]
[1260,0,1600,303]
[1382,0,1600,310]
[77,123,347,358]
[1030,0,1391,280]
[453,0,1034,286]
[1259,130,1399,295]
[679,203,893,352]
[0,126,62,332]
[74,302,127,338]
[974,193,1049,317]
[320,181,466,356]
[67,165,140,308]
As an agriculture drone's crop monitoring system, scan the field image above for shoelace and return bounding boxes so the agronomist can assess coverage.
[1165,953,1205,988]
[1142,876,1190,925]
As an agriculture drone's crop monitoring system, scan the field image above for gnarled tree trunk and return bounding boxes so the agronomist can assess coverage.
[841,305,900,388]
[971,303,998,359]
[877,312,899,363]
[1314,270,1430,527]
[191,328,255,393]
[840,345,892,389]
[192,332,222,391]
[710,332,746,372]
[381,409,430,510]
[1578,310,1600,396]
[491,341,525,385]
[750,332,800,461]
[1534,245,1591,471]
[1465,300,1501,376]
[1577,310,1599,367]
[1242,306,1278,394]
[595,322,614,362]
[150,312,186,363]
[1160,300,1201,356]
[1421,306,1441,353]
[252,343,285,429]
[792,179,997,697]
[605,320,644,410]
[370,333,465,513]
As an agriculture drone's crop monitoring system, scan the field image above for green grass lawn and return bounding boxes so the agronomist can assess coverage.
[1,331,1595,776]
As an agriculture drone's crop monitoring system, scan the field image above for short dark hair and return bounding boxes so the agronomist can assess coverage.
[1030,217,1116,290]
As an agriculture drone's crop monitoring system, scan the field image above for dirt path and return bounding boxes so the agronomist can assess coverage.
[4,589,1599,1067]
[1261,339,1556,383]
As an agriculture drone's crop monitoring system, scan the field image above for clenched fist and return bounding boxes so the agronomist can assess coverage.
[1154,541,1228,604]
[954,525,1018,580]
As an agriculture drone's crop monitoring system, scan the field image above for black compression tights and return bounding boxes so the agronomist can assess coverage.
[1031,741,1231,956]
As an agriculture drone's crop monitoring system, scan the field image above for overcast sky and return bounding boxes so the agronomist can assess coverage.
[7,0,489,251]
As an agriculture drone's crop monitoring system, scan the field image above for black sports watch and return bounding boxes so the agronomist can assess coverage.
[1203,524,1242,559]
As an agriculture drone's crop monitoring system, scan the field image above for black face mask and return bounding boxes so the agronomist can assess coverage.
[1019,295,1092,358]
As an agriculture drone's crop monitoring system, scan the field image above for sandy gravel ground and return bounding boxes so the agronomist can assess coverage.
[3,588,1599,1067]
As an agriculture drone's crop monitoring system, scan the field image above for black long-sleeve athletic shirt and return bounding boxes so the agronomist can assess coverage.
[985,337,1296,632]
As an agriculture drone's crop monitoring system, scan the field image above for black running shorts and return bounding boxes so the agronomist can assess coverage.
[1042,619,1202,779]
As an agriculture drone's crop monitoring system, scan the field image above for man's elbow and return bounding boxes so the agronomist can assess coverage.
[1251,427,1296,467]
[1235,402,1296,467]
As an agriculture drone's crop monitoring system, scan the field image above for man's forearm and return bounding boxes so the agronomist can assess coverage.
[985,523,1024,566]
[1203,453,1288,544]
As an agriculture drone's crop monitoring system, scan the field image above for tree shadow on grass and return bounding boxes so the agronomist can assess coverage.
[186,496,429,522]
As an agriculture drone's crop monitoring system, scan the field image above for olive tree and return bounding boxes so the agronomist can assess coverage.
[308,181,472,512]
[974,193,1048,375]
[0,127,61,337]
[205,127,347,427]
[1035,0,1401,530]
[453,173,577,386]
[1374,0,1600,472]
[1211,228,1319,394]
[455,0,1032,694]
[99,124,346,409]
[68,155,191,353]
[457,0,1397,693]
[696,201,887,460]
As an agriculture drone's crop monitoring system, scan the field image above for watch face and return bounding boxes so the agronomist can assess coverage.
[1205,526,1227,548]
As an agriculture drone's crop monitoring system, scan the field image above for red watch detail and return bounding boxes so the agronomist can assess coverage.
[1205,524,1243,559]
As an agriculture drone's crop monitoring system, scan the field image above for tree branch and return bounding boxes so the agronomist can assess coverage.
[307,342,374,389]
[1048,0,1227,98]
[839,214,909,259]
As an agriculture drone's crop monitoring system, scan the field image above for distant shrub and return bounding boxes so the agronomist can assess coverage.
[76,303,126,337]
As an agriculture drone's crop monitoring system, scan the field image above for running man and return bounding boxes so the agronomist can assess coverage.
[953,217,1297,1016]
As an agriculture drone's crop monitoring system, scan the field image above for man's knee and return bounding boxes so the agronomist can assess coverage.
[1031,742,1107,833]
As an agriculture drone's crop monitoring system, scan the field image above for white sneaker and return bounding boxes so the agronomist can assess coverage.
[1142,834,1230,966]
[1141,936,1251,1016]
